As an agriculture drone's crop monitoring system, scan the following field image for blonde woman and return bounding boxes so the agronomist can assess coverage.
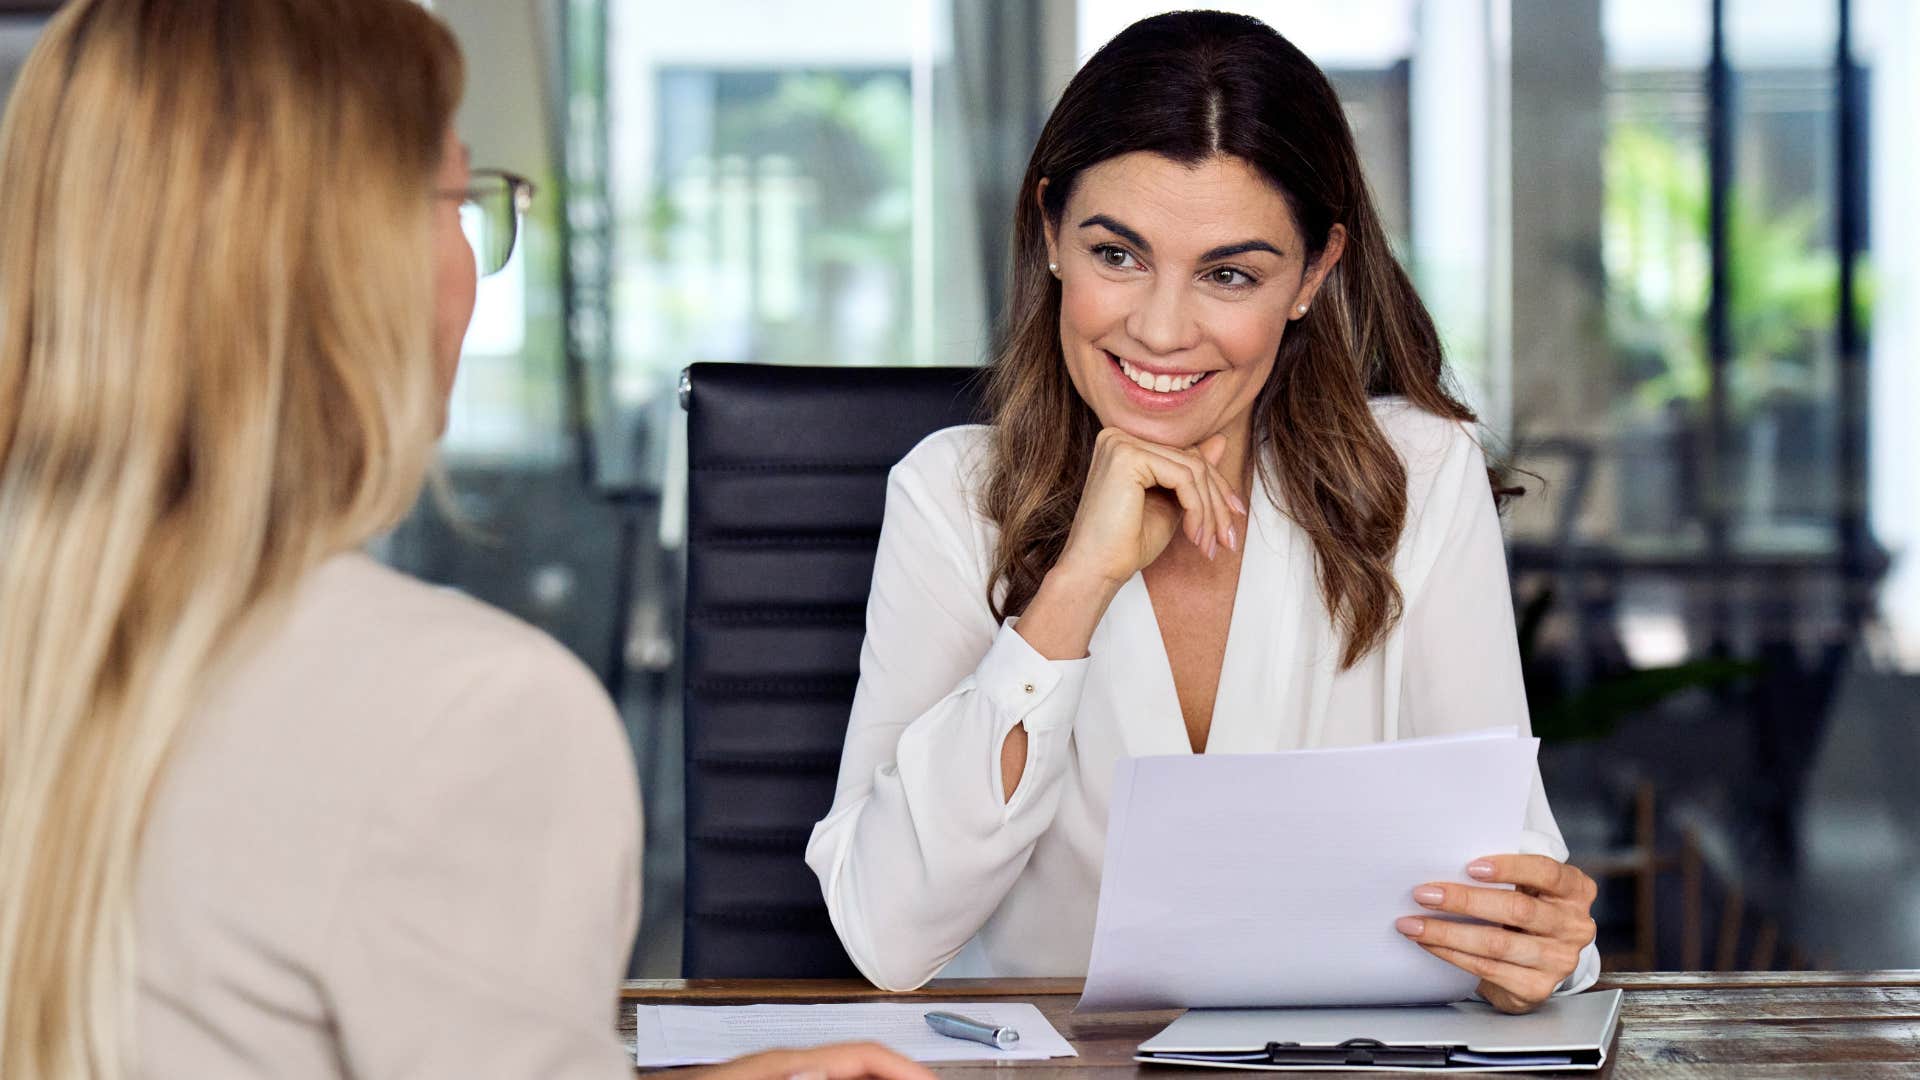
[0,3,931,1079]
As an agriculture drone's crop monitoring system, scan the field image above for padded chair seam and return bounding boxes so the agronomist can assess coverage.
[688,607,867,625]
[687,828,814,848]
[686,909,835,929]
[691,462,892,474]
[686,676,857,694]
[688,533,881,548]
[687,752,841,771]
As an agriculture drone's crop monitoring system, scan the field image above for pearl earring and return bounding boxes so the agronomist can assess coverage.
[1296,304,1308,315]
[1048,261,1060,276]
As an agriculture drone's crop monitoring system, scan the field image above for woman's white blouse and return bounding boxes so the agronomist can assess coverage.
[805,399,1602,994]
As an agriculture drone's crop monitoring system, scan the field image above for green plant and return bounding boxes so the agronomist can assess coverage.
[1603,122,1868,417]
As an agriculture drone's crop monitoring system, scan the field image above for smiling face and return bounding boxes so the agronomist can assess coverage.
[1041,152,1343,468]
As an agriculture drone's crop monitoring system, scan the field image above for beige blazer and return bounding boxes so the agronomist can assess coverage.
[134,553,641,1079]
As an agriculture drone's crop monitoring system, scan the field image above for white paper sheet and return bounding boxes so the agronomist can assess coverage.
[1079,728,1539,1012]
[633,1002,1077,1067]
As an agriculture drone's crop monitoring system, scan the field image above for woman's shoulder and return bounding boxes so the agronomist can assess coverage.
[882,423,998,568]
[1368,395,1476,461]
[144,553,634,983]
[220,553,635,880]
[307,554,603,690]
[247,553,622,746]
[284,555,635,823]
[887,423,995,516]
[141,554,638,1064]
[893,423,994,485]
[1367,396,1487,509]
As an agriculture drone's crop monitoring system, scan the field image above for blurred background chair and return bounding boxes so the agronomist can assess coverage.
[678,362,984,977]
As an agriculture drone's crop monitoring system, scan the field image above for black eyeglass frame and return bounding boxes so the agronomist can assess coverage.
[445,167,536,277]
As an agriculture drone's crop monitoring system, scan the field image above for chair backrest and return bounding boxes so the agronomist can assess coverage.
[680,361,986,977]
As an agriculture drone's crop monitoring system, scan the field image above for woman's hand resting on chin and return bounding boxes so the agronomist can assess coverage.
[1054,427,1245,585]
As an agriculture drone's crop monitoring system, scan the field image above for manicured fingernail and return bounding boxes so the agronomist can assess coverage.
[1468,860,1496,880]
[1206,537,1218,560]
[1395,916,1426,936]
[1414,886,1445,906]
[1230,492,1248,515]
[788,1071,828,1080]
[1226,525,1238,552]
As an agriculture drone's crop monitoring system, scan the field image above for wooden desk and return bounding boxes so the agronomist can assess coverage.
[623,971,1920,1078]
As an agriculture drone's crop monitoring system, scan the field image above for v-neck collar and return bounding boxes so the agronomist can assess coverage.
[1099,464,1308,757]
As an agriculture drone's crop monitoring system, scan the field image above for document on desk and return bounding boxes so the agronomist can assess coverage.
[1079,728,1539,1012]
[632,1002,1077,1066]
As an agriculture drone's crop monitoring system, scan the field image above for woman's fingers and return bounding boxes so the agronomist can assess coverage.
[1410,881,1580,939]
[1400,877,1594,1006]
[1186,442,1240,552]
[1414,943,1562,1014]
[1203,458,1246,549]
[1128,442,1221,556]
[1395,856,1598,1015]
[706,1044,941,1080]
[1195,432,1247,516]
[1084,428,1247,567]
[809,1043,942,1080]
[1192,432,1248,549]
[1132,441,1242,557]
[1394,915,1580,975]
[1096,432,1203,553]
[1468,854,1598,905]
[1145,450,1214,554]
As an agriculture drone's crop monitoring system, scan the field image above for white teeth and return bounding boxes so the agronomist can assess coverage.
[1116,356,1205,393]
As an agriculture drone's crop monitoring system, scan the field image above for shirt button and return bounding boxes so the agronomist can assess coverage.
[1022,682,1035,694]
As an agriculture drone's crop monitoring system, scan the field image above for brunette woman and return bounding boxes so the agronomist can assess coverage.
[807,11,1599,1013]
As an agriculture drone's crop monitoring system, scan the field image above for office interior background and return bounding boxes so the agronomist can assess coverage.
[2,0,1915,978]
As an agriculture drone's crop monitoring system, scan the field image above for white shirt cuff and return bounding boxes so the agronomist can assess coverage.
[976,618,1090,734]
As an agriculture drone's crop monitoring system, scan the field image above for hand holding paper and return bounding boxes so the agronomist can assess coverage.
[1397,852,1600,1013]
[1079,728,1544,1011]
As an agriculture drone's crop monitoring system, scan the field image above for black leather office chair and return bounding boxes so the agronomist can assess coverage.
[680,362,986,977]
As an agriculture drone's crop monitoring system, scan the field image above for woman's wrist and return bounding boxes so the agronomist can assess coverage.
[1013,563,1125,660]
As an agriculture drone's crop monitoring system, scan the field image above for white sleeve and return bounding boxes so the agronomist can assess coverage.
[805,441,1090,991]
[323,644,643,1078]
[1397,424,1601,996]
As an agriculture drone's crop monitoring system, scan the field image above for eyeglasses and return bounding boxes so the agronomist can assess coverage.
[449,168,535,277]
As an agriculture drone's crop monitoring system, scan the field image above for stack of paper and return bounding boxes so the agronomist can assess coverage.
[1079,728,1539,1011]
[633,1002,1078,1067]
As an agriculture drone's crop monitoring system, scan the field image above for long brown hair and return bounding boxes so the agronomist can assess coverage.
[0,1,461,1075]
[983,10,1482,668]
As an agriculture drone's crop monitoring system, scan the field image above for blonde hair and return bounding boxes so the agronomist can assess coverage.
[0,1,463,1075]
